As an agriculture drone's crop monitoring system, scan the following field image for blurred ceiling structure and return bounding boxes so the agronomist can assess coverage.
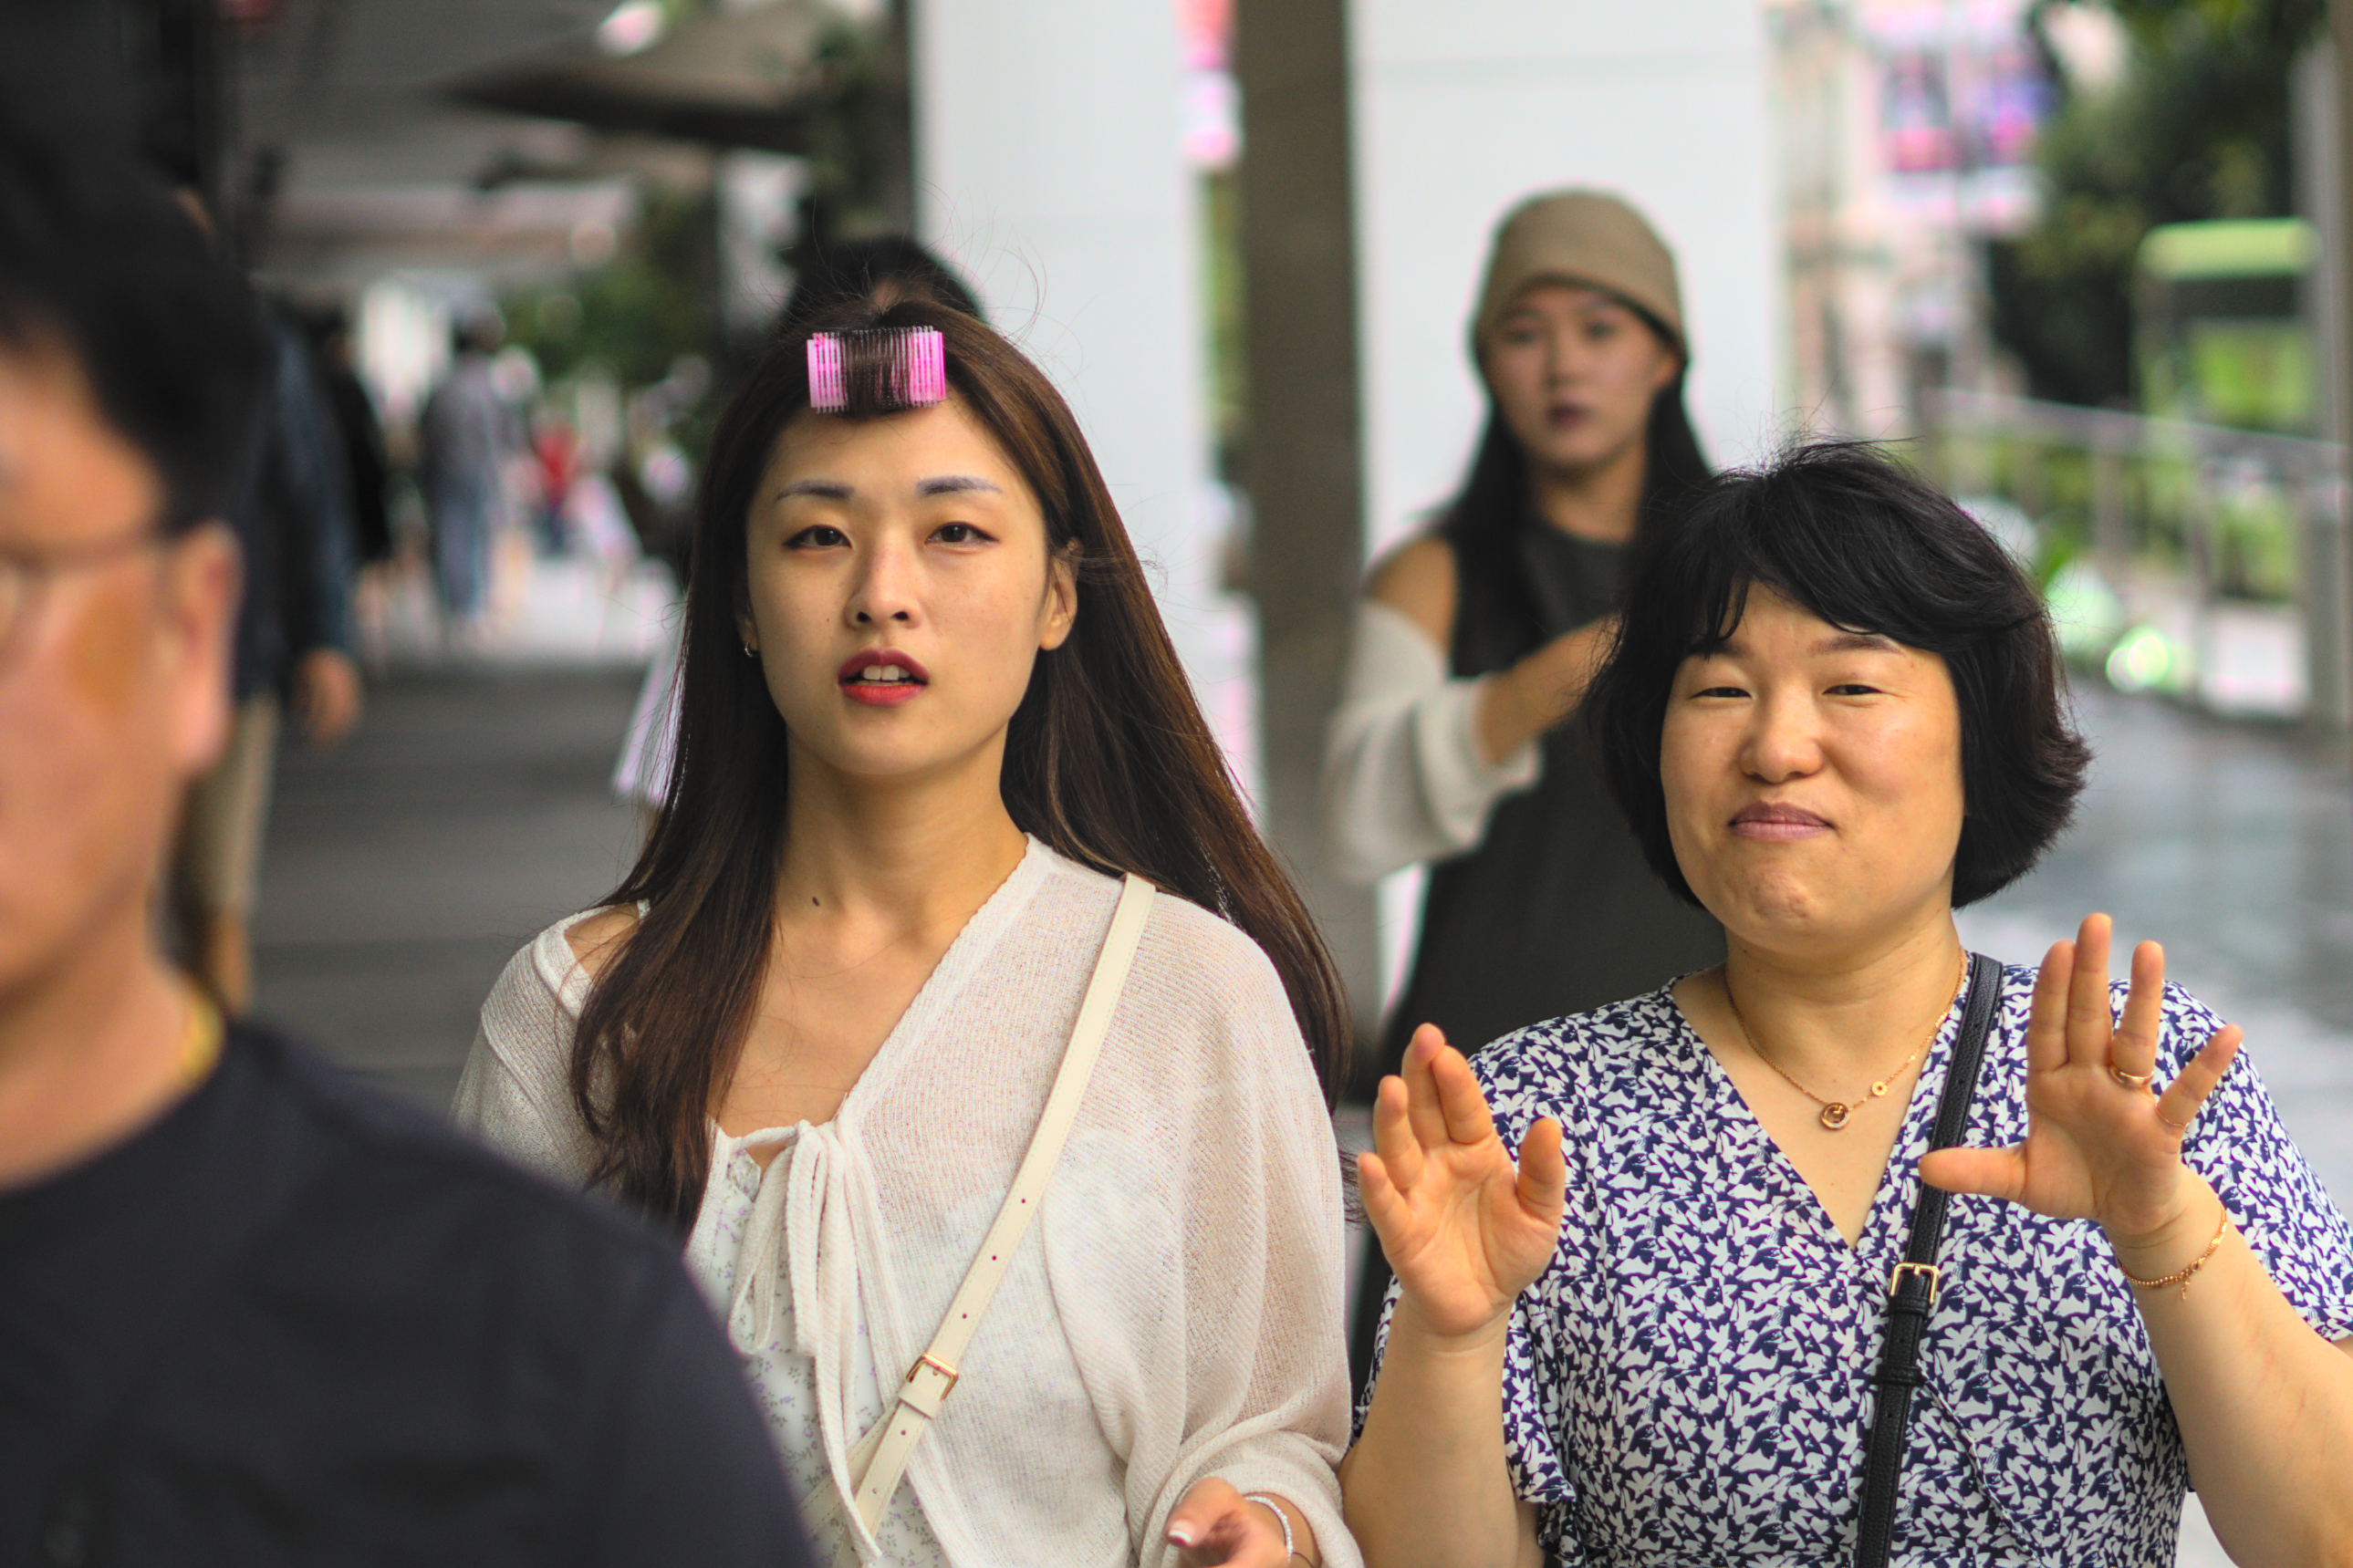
[230,0,837,290]
[449,1,832,155]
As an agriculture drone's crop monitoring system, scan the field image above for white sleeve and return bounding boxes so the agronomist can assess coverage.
[1321,597,1541,885]
[451,933,602,1189]
[1119,935,1362,1568]
[610,626,682,810]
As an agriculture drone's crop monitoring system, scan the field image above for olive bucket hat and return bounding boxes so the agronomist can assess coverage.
[1472,189,1686,359]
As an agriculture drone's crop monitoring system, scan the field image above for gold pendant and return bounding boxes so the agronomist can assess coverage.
[1818,1102,1851,1130]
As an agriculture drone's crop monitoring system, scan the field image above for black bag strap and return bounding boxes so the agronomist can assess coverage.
[1852,950,2003,1568]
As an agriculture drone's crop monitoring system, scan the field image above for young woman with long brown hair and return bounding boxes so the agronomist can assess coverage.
[455,299,1360,1568]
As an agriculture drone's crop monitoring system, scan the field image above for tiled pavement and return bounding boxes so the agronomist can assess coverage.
[250,662,646,1110]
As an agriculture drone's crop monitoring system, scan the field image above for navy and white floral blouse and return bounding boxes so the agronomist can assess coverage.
[1360,967,2353,1565]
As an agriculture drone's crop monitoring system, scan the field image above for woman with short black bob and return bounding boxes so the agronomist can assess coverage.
[1342,442,2353,1566]
[460,298,1359,1568]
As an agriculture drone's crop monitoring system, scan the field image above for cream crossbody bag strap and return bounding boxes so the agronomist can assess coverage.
[811,873,1155,1538]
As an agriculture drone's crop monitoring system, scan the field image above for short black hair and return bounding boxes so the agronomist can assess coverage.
[1585,440,2090,909]
[0,130,268,533]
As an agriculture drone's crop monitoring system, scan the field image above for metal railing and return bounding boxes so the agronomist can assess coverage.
[1921,389,2352,725]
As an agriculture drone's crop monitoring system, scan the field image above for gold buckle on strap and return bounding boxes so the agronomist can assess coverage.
[908,1353,960,1397]
[1889,1262,1942,1308]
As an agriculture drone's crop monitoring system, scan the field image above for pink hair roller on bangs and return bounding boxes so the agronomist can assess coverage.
[806,332,846,411]
[806,327,947,414]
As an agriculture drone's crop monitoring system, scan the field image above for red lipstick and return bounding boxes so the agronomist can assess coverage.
[838,649,929,707]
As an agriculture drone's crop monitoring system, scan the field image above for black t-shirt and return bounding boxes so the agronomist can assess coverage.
[0,1022,811,1567]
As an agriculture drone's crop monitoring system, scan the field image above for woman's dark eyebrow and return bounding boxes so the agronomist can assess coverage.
[776,479,851,501]
[1816,631,1902,654]
[916,474,1001,497]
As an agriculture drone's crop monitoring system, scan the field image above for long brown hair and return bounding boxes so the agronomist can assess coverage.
[571,298,1350,1228]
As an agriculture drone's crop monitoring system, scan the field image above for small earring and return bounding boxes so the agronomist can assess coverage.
[742,642,757,659]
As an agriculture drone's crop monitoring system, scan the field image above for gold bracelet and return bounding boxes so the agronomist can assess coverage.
[2117,1202,2231,1301]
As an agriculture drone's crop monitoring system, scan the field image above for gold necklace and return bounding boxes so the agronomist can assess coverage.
[1721,953,1965,1131]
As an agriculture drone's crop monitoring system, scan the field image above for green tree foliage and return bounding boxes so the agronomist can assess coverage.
[505,185,718,390]
[1990,0,2323,406]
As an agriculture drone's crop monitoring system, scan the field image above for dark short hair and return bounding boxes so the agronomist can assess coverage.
[1585,440,2090,909]
[0,131,268,533]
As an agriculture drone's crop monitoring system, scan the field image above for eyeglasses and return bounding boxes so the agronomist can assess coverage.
[0,524,168,663]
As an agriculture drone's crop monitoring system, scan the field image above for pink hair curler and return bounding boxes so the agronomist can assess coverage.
[807,327,947,413]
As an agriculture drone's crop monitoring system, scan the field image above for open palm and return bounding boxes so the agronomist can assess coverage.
[1358,1024,1567,1340]
[1921,914,2240,1240]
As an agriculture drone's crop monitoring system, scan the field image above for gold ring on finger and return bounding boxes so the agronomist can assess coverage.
[2109,1066,2153,1090]
[2156,1108,2190,1134]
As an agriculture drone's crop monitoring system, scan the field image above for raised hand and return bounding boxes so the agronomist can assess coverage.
[1920,913,2240,1241]
[1359,1023,1567,1342]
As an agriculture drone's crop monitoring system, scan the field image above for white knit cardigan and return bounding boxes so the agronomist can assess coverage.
[1321,597,1542,887]
[453,840,1361,1568]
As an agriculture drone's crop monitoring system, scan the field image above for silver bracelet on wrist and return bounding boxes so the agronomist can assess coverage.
[1239,1493,1296,1562]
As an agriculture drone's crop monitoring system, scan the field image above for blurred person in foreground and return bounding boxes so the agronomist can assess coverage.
[1342,444,2353,1566]
[159,186,365,1013]
[460,299,1360,1567]
[611,234,985,821]
[1323,190,1723,1380]
[0,136,812,1566]
[419,308,523,645]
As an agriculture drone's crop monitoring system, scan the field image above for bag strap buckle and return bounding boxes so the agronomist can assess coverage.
[908,1352,960,1398]
[1890,1260,1942,1310]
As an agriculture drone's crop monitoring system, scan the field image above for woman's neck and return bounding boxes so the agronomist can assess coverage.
[1529,435,1647,544]
[775,741,1031,937]
[1718,911,1968,1084]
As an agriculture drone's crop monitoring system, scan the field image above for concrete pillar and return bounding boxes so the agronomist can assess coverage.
[908,0,1218,686]
[1234,0,1385,1064]
[2300,32,2353,729]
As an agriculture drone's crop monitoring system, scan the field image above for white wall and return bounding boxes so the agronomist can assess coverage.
[1350,0,1786,556]
[910,0,1225,691]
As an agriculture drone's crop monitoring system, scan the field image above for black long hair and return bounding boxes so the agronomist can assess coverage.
[570,299,1352,1229]
[1439,310,1710,665]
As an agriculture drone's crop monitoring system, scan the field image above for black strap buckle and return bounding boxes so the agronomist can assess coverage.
[1889,1261,1942,1310]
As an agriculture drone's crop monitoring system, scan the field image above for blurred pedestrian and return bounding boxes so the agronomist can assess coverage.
[460,301,1362,1568]
[0,133,813,1568]
[1323,192,1725,1378]
[532,410,580,556]
[1343,444,2353,1567]
[418,309,520,641]
[159,189,365,1013]
[610,234,984,823]
[309,307,392,568]
[308,306,401,668]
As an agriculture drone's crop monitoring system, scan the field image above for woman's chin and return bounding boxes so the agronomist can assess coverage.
[1713,877,1955,965]
[789,727,1008,794]
[1525,429,1640,480]
[1705,874,1849,950]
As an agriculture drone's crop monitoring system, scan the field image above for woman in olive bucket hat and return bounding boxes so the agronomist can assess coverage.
[1324,191,1724,1383]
